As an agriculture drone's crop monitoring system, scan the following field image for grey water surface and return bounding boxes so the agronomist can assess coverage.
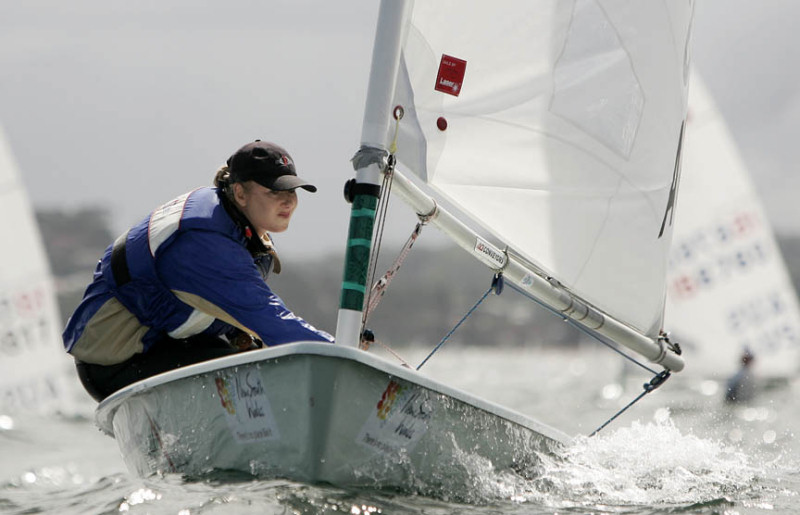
[1,346,797,514]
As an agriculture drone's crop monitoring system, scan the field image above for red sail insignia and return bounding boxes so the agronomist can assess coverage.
[434,54,467,97]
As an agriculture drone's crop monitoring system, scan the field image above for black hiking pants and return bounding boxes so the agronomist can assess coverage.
[75,334,242,402]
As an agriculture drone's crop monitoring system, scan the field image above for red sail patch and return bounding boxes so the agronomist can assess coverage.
[434,54,467,97]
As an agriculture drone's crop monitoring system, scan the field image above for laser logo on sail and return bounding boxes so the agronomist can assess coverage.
[435,54,467,97]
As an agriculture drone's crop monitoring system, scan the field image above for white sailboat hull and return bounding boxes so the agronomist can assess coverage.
[96,342,568,489]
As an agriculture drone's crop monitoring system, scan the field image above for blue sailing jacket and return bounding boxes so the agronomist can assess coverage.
[62,187,332,365]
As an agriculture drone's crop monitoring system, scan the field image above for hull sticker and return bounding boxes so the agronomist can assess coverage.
[215,368,280,443]
[357,380,432,455]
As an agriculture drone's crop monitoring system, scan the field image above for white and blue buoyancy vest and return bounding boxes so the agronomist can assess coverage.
[62,187,331,362]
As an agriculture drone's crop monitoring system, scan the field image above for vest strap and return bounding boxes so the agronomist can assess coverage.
[111,230,132,287]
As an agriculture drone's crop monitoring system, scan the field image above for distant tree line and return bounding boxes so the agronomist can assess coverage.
[37,208,800,350]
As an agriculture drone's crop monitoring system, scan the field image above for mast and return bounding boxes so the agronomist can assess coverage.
[335,0,410,347]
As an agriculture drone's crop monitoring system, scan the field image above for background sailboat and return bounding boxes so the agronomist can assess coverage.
[0,125,72,415]
[664,74,800,381]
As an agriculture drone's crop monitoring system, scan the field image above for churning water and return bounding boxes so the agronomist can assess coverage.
[1,346,797,514]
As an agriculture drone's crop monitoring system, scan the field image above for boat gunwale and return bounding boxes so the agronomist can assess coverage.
[94,341,571,444]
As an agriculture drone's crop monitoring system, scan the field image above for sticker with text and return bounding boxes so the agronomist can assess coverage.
[435,54,467,96]
[356,380,432,455]
[214,369,280,443]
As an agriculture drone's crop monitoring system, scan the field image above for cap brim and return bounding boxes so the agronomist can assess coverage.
[268,175,318,192]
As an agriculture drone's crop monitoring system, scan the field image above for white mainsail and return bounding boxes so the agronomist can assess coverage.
[0,125,70,414]
[344,0,691,370]
[664,74,800,379]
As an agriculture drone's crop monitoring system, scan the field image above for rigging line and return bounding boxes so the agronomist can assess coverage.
[416,282,495,371]
[362,333,413,368]
[588,369,671,437]
[361,155,396,332]
[362,106,406,335]
[590,336,658,375]
[505,281,658,375]
[364,221,424,320]
[503,277,671,436]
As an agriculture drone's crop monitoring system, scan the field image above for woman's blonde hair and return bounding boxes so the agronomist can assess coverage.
[213,164,231,188]
[214,164,240,204]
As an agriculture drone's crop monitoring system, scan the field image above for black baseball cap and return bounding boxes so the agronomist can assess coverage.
[227,140,317,192]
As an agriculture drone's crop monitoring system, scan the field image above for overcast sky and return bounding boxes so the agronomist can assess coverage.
[2,0,799,263]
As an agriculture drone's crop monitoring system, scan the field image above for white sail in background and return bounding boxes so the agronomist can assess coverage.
[378,1,691,343]
[0,125,70,414]
[664,75,800,379]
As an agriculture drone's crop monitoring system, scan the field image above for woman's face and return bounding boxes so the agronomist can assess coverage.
[233,181,298,236]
